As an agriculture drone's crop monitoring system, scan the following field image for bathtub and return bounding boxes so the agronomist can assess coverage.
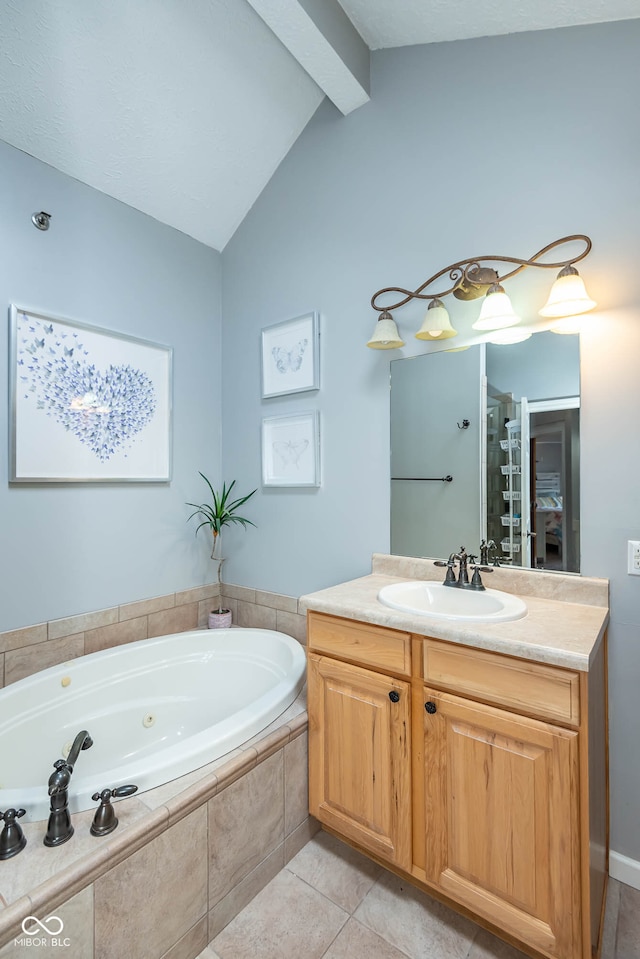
[0,627,306,822]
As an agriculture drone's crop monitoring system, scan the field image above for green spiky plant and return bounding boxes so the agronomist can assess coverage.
[186,473,257,609]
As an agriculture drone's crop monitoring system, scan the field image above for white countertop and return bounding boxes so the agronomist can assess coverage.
[299,558,609,672]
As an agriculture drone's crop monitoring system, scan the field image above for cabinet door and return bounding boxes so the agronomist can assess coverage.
[423,689,581,959]
[308,653,411,870]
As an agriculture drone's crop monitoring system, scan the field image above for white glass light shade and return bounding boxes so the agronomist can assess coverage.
[472,285,522,331]
[415,299,457,340]
[487,328,532,345]
[366,311,405,349]
[539,268,596,318]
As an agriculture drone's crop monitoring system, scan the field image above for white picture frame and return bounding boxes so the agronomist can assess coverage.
[262,411,320,487]
[9,305,172,483]
[261,311,319,398]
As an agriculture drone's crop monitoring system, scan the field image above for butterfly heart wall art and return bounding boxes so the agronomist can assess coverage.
[9,306,172,483]
[262,412,320,487]
[261,312,319,398]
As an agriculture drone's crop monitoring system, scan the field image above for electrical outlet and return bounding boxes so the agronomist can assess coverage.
[627,540,640,576]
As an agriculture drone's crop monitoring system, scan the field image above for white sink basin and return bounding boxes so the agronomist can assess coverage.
[377,581,527,623]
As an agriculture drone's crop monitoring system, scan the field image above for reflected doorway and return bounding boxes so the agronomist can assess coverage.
[529,402,580,572]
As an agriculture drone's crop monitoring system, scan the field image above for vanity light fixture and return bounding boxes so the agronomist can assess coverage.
[539,264,596,318]
[366,309,405,349]
[472,283,521,331]
[367,234,595,348]
[415,298,458,340]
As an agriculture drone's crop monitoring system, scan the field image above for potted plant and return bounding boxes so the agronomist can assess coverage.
[186,473,257,628]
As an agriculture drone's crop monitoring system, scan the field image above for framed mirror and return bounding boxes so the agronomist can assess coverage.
[390,332,580,572]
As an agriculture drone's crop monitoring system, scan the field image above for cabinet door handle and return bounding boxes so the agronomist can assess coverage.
[424,701,437,714]
[388,690,400,703]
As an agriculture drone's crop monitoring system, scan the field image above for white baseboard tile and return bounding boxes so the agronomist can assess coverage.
[610,850,640,890]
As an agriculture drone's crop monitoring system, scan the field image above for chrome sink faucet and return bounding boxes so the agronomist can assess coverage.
[435,546,493,591]
[43,730,93,847]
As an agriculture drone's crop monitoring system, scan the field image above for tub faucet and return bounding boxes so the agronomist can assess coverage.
[43,730,93,847]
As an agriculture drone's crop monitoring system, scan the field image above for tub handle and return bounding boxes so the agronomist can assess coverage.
[90,785,139,837]
[111,785,139,799]
[0,808,27,860]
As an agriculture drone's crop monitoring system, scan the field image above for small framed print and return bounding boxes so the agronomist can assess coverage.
[261,312,319,398]
[262,411,320,487]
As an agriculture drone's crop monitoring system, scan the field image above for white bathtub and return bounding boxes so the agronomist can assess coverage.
[0,628,307,822]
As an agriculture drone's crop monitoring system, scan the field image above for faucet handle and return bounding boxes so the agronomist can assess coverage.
[492,555,512,566]
[435,558,457,585]
[90,785,138,837]
[0,808,27,860]
[469,564,493,590]
[111,785,138,799]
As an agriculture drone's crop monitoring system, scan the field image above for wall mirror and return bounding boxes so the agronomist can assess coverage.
[390,332,580,572]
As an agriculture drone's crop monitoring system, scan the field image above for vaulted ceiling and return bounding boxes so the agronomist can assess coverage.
[0,0,636,250]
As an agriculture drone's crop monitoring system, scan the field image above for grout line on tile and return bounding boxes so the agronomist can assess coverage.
[317,913,350,959]
[282,860,358,917]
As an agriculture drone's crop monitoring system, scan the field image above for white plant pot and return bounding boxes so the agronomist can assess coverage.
[208,609,232,629]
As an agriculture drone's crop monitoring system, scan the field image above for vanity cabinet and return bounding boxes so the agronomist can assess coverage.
[307,610,607,959]
[307,615,412,869]
[422,690,580,958]
[307,654,412,869]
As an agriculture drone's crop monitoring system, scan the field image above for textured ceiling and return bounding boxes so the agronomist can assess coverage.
[0,0,637,251]
[337,0,640,48]
[0,0,324,251]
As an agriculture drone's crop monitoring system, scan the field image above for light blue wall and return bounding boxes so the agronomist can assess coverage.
[221,22,640,862]
[0,141,223,631]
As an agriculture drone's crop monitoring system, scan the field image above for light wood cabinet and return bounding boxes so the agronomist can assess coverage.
[307,652,412,869]
[423,689,580,958]
[307,611,608,959]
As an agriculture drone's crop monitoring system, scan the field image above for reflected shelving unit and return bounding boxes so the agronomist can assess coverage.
[500,419,522,561]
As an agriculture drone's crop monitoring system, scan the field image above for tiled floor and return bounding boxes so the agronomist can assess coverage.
[198,830,640,959]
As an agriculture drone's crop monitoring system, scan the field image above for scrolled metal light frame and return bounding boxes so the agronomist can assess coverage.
[370,234,593,313]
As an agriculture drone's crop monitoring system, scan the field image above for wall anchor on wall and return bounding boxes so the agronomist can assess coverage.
[32,211,52,231]
[457,419,470,429]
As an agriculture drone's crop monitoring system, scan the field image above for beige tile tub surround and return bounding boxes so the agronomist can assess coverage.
[0,885,95,959]
[0,582,310,957]
[208,750,285,907]
[219,584,307,643]
[5,631,86,686]
[0,693,314,959]
[0,586,217,687]
[94,807,209,959]
[0,582,308,688]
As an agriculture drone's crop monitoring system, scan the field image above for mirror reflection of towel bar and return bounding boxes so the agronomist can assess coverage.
[391,475,453,482]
